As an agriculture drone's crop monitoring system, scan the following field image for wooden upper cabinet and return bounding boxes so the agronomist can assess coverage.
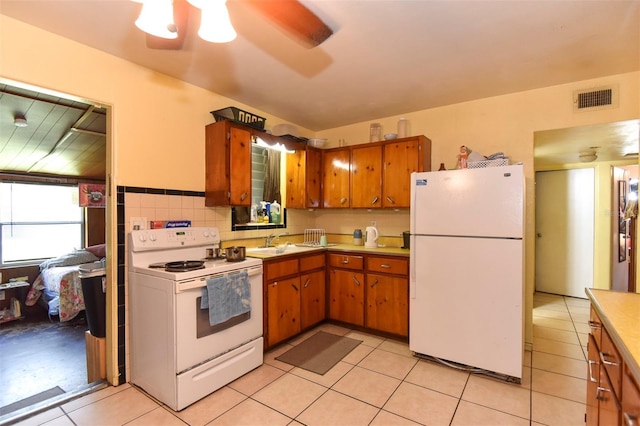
[323,148,351,208]
[286,147,322,209]
[205,121,252,207]
[383,136,431,208]
[351,145,382,208]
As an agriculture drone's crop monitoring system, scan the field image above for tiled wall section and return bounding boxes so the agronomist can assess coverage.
[115,185,411,384]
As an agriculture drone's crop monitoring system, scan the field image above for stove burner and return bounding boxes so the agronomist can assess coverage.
[164,260,205,272]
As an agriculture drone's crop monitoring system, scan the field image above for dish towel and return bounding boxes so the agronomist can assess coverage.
[200,270,251,326]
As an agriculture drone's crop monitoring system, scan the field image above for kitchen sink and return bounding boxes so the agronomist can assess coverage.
[247,244,324,256]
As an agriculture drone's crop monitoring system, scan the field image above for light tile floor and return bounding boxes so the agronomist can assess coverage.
[15,292,588,426]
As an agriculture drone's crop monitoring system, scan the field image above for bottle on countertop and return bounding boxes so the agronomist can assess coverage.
[271,200,281,224]
[353,229,363,245]
[397,117,407,138]
[438,163,446,171]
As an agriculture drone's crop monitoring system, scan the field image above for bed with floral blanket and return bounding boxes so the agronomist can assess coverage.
[26,245,105,322]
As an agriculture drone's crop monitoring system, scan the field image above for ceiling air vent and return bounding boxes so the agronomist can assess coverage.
[573,85,618,112]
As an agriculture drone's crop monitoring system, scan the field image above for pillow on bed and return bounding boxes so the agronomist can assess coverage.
[39,249,99,270]
[85,244,106,258]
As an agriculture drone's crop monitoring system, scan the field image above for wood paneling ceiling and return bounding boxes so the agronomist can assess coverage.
[0,84,106,179]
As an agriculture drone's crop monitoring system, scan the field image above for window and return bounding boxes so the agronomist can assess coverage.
[0,182,83,265]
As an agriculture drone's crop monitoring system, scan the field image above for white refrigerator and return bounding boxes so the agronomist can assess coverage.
[409,164,524,381]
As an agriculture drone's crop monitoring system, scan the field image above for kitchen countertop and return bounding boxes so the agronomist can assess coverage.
[585,288,640,383]
[246,244,410,259]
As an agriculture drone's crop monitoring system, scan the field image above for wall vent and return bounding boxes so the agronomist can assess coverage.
[573,85,618,112]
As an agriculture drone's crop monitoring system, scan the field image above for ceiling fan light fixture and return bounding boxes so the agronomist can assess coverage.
[135,0,178,39]
[197,0,237,43]
[579,151,598,162]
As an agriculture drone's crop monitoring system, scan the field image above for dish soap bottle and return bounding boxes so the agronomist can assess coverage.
[271,200,281,224]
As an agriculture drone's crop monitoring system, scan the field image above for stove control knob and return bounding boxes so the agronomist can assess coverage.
[138,234,146,242]
[203,230,210,237]
[149,234,157,241]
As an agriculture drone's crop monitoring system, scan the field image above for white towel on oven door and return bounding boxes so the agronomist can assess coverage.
[200,270,251,326]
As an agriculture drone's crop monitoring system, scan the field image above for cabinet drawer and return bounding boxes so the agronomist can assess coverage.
[601,326,622,397]
[328,253,364,270]
[589,306,602,347]
[300,253,325,272]
[598,366,621,425]
[366,256,408,275]
[264,258,299,281]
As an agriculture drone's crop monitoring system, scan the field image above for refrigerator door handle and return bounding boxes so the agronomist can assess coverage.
[410,236,416,299]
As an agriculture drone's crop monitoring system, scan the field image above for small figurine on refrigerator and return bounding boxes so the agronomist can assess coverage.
[458,145,470,169]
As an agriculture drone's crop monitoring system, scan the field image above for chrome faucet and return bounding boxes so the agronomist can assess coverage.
[265,232,289,247]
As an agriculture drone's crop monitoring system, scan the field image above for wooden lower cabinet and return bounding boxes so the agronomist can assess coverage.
[365,273,408,336]
[264,250,409,348]
[263,252,325,348]
[301,269,326,329]
[587,302,640,426]
[328,252,409,338]
[328,268,365,326]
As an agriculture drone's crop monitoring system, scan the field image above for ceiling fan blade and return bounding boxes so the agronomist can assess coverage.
[243,0,333,47]
[145,0,190,50]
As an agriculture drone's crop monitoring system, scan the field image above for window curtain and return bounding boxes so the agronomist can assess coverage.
[263,150,281,204]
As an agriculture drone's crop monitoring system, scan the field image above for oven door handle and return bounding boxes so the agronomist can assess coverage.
[175,266,263,292]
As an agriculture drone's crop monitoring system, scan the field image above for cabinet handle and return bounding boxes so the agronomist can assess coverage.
[352,276,360,286]
[371,196,379,205]
[240,192,248,201]
[588,360,599,383]
[600,351,619,367]
[623,412,638,426]
[292,283,299,291]
[304,278,310,288]
[596,386,612,401]
[386,196,395,204]
[340,197,347,205]
[370,279,379,288]
[588,320,601,330]
[341,259,350,264]
[380,264,391,269]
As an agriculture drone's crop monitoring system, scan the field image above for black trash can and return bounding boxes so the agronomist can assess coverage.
[79,262,106,338]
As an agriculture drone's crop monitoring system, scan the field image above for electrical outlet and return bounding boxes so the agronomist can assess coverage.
[130,217,147,231]
[371,220,376,227]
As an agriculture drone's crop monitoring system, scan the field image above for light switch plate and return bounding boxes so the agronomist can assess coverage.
[130,217,147,231]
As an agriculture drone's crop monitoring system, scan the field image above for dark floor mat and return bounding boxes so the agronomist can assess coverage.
[275,331,362,375]
[0,386,64,415]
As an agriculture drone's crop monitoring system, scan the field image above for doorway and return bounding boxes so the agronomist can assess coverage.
[0,81,110,419]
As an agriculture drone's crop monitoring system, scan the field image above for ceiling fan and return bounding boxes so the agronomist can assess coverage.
[135,0,334,49]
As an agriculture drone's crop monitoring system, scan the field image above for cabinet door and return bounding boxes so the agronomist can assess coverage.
[597,369,621,425]
[622,364,640,426]
[351,145,382,208]
[286,149,306,209]
[323,149,350,208]
[328,269,364,326]
[365,273,408,336]
[301,269,326,329]
[305,148,323,208]
[266,277,301,347]
[229,126,252,206]
[286,148,323,209]
[382,139,421,208]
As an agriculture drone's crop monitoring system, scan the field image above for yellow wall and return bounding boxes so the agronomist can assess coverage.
[2,14,639,367]
[315,73,640,348]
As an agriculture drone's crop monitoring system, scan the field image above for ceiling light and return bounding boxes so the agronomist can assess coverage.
[14,115,28,127]
[579,151,598,162]
[193,0,236,43]
[135,0,178,39]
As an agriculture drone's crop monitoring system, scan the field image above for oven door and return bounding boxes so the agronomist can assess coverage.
[174,264,263,373]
